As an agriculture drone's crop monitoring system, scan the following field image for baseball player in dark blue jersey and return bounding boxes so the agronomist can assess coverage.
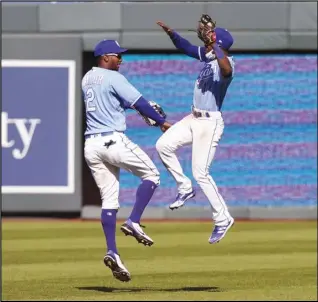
[156,15,235,244]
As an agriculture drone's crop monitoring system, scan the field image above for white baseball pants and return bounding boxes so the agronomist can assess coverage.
[84,132,160,210]
[156,112,232,225]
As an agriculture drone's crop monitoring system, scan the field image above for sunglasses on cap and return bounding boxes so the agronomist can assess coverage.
[104,53,122,59]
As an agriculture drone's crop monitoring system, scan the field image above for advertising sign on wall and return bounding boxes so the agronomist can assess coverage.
[2,60,76,194]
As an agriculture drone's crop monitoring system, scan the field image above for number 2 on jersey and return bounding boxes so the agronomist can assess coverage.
[85,88,96,112]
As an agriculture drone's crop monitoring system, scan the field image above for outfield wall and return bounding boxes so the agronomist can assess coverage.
[2,52,316,219]
[2,1,317,51]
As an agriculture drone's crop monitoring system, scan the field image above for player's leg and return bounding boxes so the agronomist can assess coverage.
[110,132,160,246]
[191,114,234,244]
[156,115,196,209]
[84,140,130,282]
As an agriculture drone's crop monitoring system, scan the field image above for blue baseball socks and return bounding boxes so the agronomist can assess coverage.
[129,180,157,223]
[101,209,118,254]
[101,180,157,252]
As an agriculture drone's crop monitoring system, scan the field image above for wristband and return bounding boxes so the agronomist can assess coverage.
[212,44,225,59]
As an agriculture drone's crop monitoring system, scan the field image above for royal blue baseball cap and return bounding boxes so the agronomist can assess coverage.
[94,40,128,57]
[214,28,234,50]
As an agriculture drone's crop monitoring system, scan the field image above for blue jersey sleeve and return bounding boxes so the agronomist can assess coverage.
[110,73,142,107]
[170,31,207,61]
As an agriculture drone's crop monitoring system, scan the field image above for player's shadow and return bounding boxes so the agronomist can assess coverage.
[77,286,221,293]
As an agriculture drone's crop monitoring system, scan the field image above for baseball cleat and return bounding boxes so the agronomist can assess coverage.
[120,219,154,246]
[103,251,131,282]
[169,189,196,210]
[208,217,235,244]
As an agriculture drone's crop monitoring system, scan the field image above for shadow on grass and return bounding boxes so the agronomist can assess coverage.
[78,286,221,293]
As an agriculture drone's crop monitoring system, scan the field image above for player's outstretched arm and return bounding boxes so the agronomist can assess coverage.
[157,21,204,61]
[133,97,172,132]
[110,73,172,132]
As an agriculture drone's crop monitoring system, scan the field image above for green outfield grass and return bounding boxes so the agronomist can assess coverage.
[2,219,317,301]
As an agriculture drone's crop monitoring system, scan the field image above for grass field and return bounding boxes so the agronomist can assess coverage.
[2,219,317,301]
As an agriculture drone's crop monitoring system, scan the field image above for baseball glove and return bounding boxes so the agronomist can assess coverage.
[138,100,167,127]
[197,14,216,45]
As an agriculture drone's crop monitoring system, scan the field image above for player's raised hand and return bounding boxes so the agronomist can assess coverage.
[156,21,172,34]
[160,121,172,133]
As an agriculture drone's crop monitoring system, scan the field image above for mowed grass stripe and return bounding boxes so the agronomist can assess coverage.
[3,252,316,282]
[2,228,316,252]
[2,220,316,236]
[3,239,317,265]
[3,268,317,301]
[4,287,318,302]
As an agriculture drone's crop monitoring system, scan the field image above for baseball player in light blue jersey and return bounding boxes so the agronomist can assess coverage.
[82,40,171,282]
[156,16,235,244]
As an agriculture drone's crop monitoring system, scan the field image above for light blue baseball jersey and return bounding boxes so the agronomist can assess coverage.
[194,49,235,112]
[82,67,141,135]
